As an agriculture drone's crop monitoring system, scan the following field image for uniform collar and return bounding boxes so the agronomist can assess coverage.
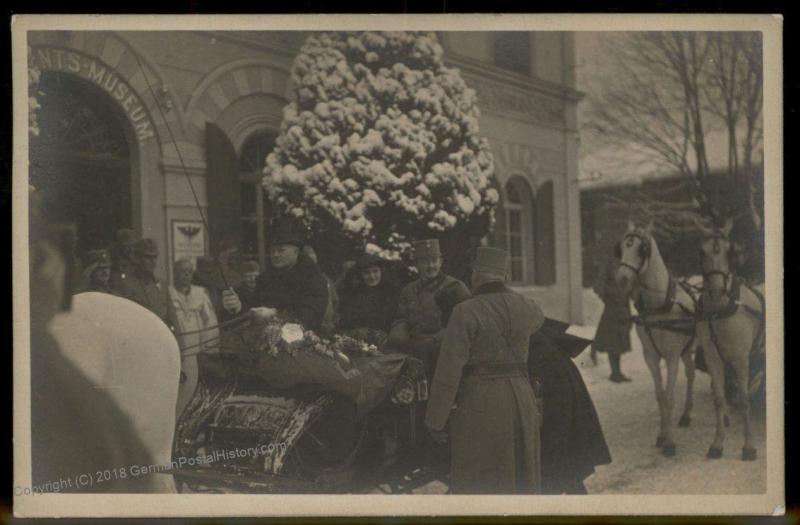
[473,280,508,296]
[420,272,445,287]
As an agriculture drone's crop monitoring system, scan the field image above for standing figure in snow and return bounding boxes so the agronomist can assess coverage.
[592,257,633,382]
[425,247,544,494]
[222,219,329,332]
[168,258,220,418]
[387,239,471,376]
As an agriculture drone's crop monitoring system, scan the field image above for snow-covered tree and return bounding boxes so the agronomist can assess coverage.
[264,31,497,268]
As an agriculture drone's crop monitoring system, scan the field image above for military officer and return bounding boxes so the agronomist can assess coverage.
[109,229,139,279]
[78,249,116,295]
[111,238,169,322]
[387,239,471,376]
[425,247,545,494]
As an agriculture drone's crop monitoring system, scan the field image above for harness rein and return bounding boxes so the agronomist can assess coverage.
[620,233,698,359]
[630,278,699,359]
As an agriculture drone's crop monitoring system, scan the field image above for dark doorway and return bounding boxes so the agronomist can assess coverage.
[30,72,133,256]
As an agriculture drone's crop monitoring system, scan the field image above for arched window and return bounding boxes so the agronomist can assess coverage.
[238,129,277,267]
[504,177,535,284]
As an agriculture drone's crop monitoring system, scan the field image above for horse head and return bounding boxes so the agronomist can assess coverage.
[614,220,654,293]
[700,217,734,304]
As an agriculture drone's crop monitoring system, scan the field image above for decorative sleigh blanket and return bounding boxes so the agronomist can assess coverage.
[219,318,409,419]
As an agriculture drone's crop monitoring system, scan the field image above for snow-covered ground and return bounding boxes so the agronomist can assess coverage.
[411,288,767,495]
[571,288,767,495]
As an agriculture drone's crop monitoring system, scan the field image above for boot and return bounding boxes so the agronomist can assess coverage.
[609,353,631,383]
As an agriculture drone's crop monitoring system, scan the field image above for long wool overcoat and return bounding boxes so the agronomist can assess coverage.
[528,332,612,493]
[592,261,632,354]
[425,282,545,494]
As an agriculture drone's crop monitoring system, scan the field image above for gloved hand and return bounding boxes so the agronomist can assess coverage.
[221,288,242,314]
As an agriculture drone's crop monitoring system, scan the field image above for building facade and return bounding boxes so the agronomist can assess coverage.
[28,30,584,322]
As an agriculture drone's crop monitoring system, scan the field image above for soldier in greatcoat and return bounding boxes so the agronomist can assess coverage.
[425,247,545,494]
[387,239,471,376]
[592,257,633,382]
[110,236,169,323]
[77,248,116,295]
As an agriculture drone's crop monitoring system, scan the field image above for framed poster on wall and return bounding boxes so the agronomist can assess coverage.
[171,219,206,267]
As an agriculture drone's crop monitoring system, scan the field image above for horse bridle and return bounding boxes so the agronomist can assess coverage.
[616,232,652,277]
[701,232,732,292]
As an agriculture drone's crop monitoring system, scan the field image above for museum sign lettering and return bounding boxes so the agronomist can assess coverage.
[31,47,155,142]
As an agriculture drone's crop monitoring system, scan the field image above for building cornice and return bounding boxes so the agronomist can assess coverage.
[202,31,303,60]
[443,52,585,103]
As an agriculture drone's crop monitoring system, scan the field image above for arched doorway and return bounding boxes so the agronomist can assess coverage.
[29,72,134,255]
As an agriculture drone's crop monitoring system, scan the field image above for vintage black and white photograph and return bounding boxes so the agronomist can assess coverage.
[12,14,783,517]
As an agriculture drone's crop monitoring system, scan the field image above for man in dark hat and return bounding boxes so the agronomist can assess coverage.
[78,249,116,295]
[387,239,471,376]
[426,247,544,494]
[222,219,329,332]
[112,238,169,322]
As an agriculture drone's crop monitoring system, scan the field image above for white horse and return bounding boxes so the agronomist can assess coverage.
[696,219,765,461]
[614,222,697,457]
[49,292,181,492]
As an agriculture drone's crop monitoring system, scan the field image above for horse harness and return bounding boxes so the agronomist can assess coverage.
[697,274,766,358]
[630,277,698,359]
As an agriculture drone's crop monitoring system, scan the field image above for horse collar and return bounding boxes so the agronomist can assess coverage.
[635,277,677,316]
[699,275,742,320]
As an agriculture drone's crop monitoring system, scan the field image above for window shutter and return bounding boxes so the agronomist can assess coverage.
[535,180,556,285]
[205,123,241,255]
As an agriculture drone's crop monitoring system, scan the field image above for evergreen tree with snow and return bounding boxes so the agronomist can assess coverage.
[264,31,497,275]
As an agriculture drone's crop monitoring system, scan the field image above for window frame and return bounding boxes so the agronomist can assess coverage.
[237,129,278,269]
[504,176,534,285]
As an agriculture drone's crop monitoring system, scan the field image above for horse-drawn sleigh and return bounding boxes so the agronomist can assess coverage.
[170,316,436,494]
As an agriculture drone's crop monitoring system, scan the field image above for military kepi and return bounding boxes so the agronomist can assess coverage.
[83,249,111,272]
[413,239,441,259]
[473,247,509,277]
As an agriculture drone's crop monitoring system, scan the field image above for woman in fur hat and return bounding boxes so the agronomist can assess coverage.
[338,253,400,346]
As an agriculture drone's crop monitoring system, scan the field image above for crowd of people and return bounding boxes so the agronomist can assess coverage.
[38,212,614,495]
